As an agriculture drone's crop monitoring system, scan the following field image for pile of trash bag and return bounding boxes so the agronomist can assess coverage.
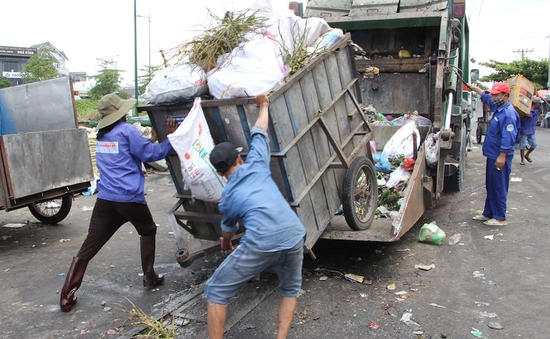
[141,0,345,104]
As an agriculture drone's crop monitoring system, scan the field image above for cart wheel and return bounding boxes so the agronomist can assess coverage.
[176,248,192,267]
[476,127,482,144]
[342,156,377,230]
[28,193,73,225]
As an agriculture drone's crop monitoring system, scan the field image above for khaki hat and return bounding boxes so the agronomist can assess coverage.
[97,94,136,130]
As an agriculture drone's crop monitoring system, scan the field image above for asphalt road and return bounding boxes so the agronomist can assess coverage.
[1,126,549,339]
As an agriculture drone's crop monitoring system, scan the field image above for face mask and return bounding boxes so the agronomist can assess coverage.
[492,97,505,107]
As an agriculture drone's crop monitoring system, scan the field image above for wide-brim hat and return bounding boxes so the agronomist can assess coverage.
[97,93,136,130]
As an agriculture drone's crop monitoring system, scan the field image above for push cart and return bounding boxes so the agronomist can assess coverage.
[139,34,380,265]
[0,77,94,223]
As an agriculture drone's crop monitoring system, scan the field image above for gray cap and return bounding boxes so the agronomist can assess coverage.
[532,97,542,104]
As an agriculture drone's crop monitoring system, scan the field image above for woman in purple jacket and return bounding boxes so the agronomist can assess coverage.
[60,93,176,312]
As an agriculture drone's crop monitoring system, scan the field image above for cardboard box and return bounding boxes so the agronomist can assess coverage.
[506,75,535,118]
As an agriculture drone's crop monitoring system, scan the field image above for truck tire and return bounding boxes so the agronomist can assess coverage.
[342,156,377,230]
[476,126,482,144]
[445,123,467,192]
[28,193,73,225]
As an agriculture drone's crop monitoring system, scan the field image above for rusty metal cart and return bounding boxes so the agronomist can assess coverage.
[0,77,93,224]
[139,34,379,265]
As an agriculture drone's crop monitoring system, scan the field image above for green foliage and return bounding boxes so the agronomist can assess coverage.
[0,78,11,89]
[479,59,548,89]
[168,9,268,72]
[75,99,100,121]
[89,58,125,100]
[21,47,59,83]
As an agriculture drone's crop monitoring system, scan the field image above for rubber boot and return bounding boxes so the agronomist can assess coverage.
[60,256,88,312]
[140,234,165,288]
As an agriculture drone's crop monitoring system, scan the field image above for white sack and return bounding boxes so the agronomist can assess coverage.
[141,64,208,104]
[382,121,421,161]
[167,97,226,202]
[207,39,285,99]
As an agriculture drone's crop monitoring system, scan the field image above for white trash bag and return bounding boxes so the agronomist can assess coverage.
[167,97,226,202]
[382,121,421,161]
[141,63,208,105]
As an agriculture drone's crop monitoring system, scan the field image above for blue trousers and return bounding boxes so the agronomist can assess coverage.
[483,156,512,221]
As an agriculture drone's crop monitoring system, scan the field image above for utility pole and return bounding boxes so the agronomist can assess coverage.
[512,48,534,60]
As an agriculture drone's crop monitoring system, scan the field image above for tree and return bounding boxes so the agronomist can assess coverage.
[21,47,59,83]
[89,58,125,100]
[479,59,548,89]
[0,77,11,89]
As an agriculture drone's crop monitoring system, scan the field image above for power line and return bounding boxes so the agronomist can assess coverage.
[512,48,534,60]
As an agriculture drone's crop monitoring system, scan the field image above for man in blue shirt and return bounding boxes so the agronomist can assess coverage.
[205,93,306,339]
[467,82,519,226]
[60,93,176,312]
[519,96,542,165]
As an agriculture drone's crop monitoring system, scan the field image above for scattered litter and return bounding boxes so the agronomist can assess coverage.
[487,322,504,330]
[84,322,97,329]
[2,223,26,228]
[103,306,111,312]
[344,273,364,283]
[362,279,373,285]
[414,264,435,271]
[479,311,497,318]
[368,322,380,329]
[81,206,94,211]
[387,283,396,290]
[510,177,522,182]
[173,317,190,326]
[0,235,11,240]
[418,221,446,245]
[360,293,368,298]
[397,248,410,252]
[484,235,494,240]
[470,327,485,338]
[168,231,174,235]
[319,276,328,281]
[101,301,107,306]
[394,291,408,296]
[350,257,362,261]
[59,239,71,243]
[57,273,65,276]
[447,233,462,245]
[475,301,489,307]
[473,271,485,279]
[400,312,421,330]
[429,303,446,308]
[107,329,118,335]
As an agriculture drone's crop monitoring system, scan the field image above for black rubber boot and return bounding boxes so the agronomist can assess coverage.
[140,234,165,288]
[60,256,88,312]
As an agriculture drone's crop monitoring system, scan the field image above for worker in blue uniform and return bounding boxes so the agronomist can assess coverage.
[466,82,520,226]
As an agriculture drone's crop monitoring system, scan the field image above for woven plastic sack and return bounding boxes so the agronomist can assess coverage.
[167,98,226,202]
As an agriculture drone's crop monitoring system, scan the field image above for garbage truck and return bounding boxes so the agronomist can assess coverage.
[139,0,477,264]
[301,0,477,242]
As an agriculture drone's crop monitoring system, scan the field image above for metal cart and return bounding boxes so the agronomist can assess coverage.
[139,34,379,265]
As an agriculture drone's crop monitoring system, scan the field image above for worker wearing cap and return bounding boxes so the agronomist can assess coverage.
[518,96,542,165]
[467,82,520,226]
[205,93,306,339]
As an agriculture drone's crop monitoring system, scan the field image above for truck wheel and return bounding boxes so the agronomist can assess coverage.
[28,193,73,225]
[342,156,377,230]
[445,123,466,192]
